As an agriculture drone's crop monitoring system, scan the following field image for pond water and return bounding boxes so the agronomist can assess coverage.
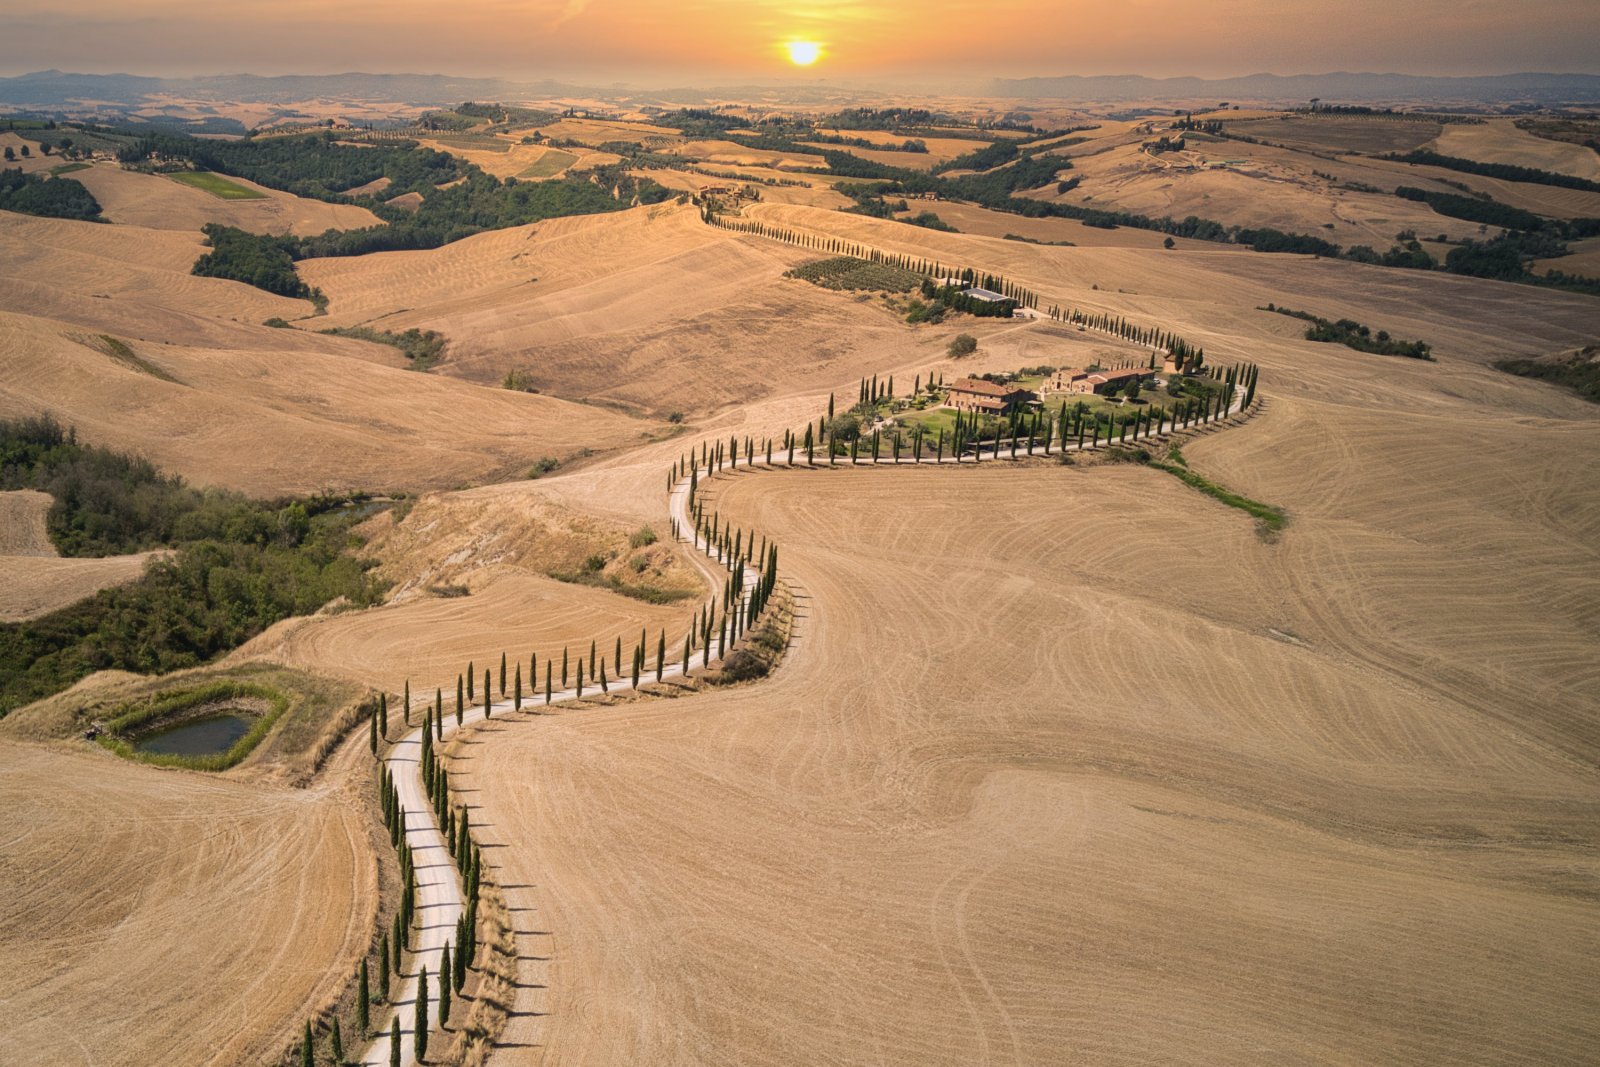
[135,713,253,756]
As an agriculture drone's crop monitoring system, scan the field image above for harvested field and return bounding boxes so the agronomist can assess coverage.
[0,553,162,622]
[896,201,1218,250]
[1433,120,1600,182]
[518,148,578,178]
[0,740,374,1067]
[0,309,658,496]
[464,354,1600,1063]
[1222,115,1443,155]
[1048,139,1485,246]
[0,489,163,620]
[71,165,383,235]
[299,202,961,417]
[0,489,54,556]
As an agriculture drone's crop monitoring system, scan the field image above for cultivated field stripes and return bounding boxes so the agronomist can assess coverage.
[357,384,1259,1064]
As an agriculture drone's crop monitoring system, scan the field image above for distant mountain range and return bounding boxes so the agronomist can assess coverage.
[988,71,1600,104]
[2,69,1598,115]
[0,69,878,113]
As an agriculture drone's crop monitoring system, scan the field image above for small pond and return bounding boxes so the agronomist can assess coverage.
[134,713,253,756]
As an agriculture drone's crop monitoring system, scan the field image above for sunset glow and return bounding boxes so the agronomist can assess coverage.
[784,40,823,67]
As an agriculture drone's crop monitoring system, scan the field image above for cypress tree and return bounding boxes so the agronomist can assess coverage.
[455,675,463,721]
[439,945,452,1027]
[600,660,609,693]
[499,652,507,696]
[404,679,411,726]
[359,957,371,1032]
[484,670,491,718]
[415,965,429,1060]
[576,661,584,699]
[546,661,552,704]
[370,709,378,754]
[302,1021,314,1067]
[330,1019,343,1065]
[379,932,390,994]
[379,692,388,737]
[657,630,666,682]
[467,662,474,700]
[389,1017,400,1067]
[394,910,405,960]
[561,646,569,687]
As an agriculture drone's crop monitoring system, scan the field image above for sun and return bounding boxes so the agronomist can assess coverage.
[784,40,823,67]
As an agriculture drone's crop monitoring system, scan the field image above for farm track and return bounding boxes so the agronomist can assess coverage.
[360,388,1255,1066]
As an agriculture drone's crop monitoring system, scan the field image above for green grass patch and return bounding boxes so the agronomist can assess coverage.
[49,162,91,176]
[518,150,577,178]
[1146,444,1286,535]
[168,170,268,200]
[98,680,290,771]
[73,333,182,384]
[427,134,512,153]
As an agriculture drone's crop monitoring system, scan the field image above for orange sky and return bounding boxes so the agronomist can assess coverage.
[3,0,1598,81]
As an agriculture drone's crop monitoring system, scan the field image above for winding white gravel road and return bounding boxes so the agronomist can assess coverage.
[359,382,1251,1065]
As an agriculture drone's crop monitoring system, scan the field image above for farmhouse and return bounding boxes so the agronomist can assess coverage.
[945,377,1036,414]
[962,287,1010,303]
[1045,366,1156,395]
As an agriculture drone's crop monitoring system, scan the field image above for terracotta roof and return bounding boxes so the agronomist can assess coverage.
[1096,367,1153,381]
[948,377,1026,397]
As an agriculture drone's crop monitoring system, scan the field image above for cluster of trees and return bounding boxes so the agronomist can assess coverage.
[1262,305,1433,359]
[1142,136,1187,154]
[935,140,1021,173]
[808,131,928,153]
[192,223,317,300]
[1394,185,1547,232]
[1441,233,1600,294]
[708,214,1043,311]
[1494,346,1600,404]
[319,325,446,370]
[116,131,466,200]
[1385,150,1600,194]
[0,167,102,221]
[0,417,385,714]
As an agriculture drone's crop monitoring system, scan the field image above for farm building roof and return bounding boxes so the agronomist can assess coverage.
[948,377,1028,397]
[962,287,1012,302]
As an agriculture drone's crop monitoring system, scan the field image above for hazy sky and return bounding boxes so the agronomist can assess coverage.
[4,0,1598,82]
